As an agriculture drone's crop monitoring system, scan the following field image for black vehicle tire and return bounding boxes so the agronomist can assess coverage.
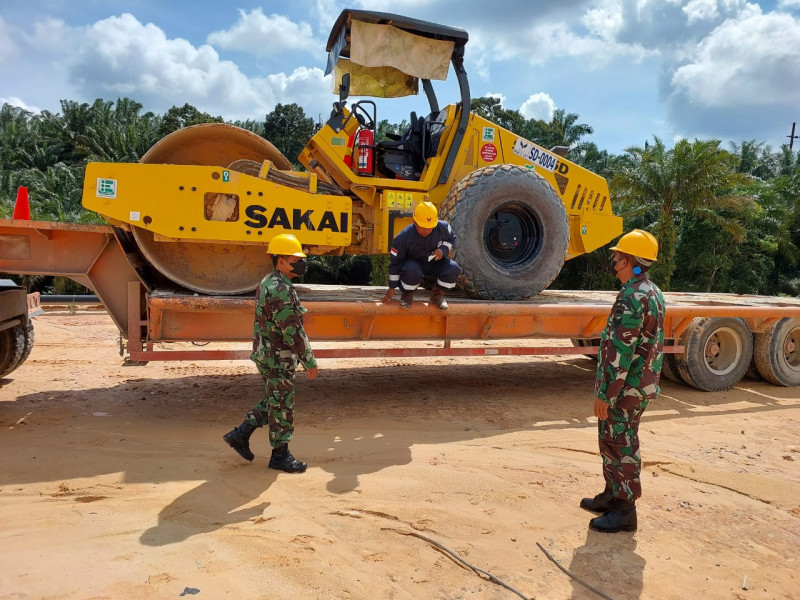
[659,352,682,384]
[0,322,29,378]
[11,321,34,373]
[674,317,753,392]
[570,338,599,360]
[753,318,800,386]
[745,352,762,381]
[441,164,568,300]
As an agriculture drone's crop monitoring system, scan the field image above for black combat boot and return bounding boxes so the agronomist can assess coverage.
[589,498,637,533]
[580,486,615,513]
[400,290,414,309]
[269,444,307,473]
[429,286,449,310]
[223,419,256,462]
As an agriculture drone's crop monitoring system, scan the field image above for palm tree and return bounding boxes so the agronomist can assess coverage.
[611,137,750,289]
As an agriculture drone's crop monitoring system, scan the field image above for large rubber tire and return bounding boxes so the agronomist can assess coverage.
[441,165,568,300]
[0,321,34,378]
[659,352,682,384]
[570,338,599,360]
[675,317,753,392]
[745,352,762,381]
[753,318,800,386]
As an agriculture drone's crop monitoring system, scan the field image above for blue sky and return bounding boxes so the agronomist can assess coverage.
[1,0,799,154]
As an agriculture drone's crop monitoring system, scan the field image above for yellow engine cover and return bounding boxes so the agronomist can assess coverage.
[83,163,352,247]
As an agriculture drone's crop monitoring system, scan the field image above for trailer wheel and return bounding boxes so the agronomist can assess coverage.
[745,352,762,381]
[570,338,599,360]
[659,352,682,384]
[442,164,568,300]
[0,321,34,378]
[753,318,800,386]
[675,317,752,392]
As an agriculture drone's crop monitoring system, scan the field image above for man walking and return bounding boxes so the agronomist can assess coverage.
[582,229,665,532]
[381,201,460,310]
[223,233,318,473]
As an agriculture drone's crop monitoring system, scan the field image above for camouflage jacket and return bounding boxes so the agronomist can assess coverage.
[251,270,317,372]
[595,273,665,405]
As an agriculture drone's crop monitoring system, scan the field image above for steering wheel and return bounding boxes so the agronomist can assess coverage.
[351,101,375,131]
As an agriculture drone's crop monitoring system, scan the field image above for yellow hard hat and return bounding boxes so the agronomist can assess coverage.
[413,201,438,228]
[610,229,658,262]
[267,233,306,257]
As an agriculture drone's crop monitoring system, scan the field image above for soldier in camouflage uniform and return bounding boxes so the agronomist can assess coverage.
[581,229,665,533]
[223,233,318,473]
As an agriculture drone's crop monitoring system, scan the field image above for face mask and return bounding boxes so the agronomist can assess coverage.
[610,256,624,274]
[289,258,307,276]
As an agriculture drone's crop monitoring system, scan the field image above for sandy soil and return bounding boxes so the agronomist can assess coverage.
[0,309,798,600]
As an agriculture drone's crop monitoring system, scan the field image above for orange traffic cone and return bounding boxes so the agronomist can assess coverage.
[12,186,30,220]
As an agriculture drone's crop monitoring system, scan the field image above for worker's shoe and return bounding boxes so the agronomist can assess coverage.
[429,286,449,310]
[269,444,307,473]
[589,498,637,533]
[400,290,414,309]
[580,487,615,514]
[223,420,257,462]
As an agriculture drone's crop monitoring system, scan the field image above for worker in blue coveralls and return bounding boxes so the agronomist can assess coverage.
[381,201,461,310]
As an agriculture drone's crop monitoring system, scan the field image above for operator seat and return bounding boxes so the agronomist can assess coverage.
[375,112,425,179]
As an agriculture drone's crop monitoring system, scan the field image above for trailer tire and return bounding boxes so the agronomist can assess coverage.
[745,352,762,381]
[659,352,682,384]
[675,317,752,392]
[570,338,599,360]
[753,318,800,386]
[0,321,33,378]
[442,164,568,300]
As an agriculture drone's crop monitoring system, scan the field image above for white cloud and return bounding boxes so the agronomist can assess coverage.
[19,13,332,121]
[683,0,720,24]
[0,96,41,113]
[778,0,800,9]
[314,0,342,33]
[671,11,800,107]
[519,93,555,120]
[665,10,800,144]
[0,17,17,61]
[206,8,318,54]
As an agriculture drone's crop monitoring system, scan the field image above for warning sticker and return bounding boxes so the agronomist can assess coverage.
[482,127,495,142]
[480,143,498,163]
[512,138,559,172]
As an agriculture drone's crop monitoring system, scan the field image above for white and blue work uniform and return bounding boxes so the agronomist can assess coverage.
[388,221,461,291]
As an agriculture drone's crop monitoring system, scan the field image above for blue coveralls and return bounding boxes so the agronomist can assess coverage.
[388,221,460,292]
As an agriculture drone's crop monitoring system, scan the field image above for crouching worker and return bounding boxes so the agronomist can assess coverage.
[223,233,319,473]
[381,201,461,310]
[583,229,665,532]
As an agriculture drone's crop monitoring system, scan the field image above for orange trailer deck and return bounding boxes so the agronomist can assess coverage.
[2,219,800,389]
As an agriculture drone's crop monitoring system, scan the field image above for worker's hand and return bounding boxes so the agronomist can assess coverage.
[381,288,395,303]
[594,397,609,420]
[433,248,444,261]
[306,366,319,380]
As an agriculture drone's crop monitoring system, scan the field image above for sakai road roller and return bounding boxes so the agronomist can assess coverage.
[82,9,622,300]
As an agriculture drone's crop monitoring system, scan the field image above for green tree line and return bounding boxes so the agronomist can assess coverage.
[1,97,799,295]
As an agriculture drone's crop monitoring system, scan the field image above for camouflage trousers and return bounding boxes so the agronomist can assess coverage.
[246,366,296,448]
[598,398,650,501]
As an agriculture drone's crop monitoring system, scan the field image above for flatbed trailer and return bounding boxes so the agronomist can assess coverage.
[1,219,799,390]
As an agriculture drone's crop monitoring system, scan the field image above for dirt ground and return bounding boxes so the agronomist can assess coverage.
[0,309,798,600]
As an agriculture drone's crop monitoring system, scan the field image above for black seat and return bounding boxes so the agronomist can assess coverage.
[422,110,447,160]
[375,111,425,179]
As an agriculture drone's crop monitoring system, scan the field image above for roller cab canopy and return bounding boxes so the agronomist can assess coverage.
[325,9,469,98]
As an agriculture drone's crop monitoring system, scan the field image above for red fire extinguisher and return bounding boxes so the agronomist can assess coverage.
[356,128,374,176]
